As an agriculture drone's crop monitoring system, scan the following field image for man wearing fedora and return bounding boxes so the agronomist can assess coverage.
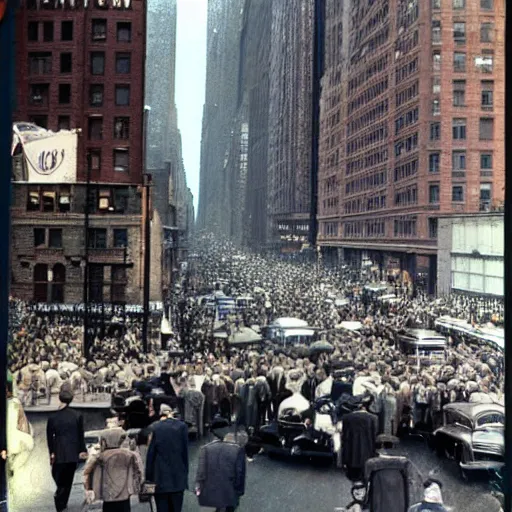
[46,385,87,512]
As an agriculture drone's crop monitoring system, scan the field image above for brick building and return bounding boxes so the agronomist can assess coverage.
[267,0,315,250]
[10,0,163,305]
[317,0,505,293]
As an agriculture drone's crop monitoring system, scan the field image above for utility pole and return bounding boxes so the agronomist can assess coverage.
[0,2,15,510]
[83,154,91,359]
[141,106,151,353]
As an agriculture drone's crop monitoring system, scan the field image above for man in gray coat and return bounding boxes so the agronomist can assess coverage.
[195,417,246,512]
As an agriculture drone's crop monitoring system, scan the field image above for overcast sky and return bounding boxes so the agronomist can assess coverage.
[175,0,208,214]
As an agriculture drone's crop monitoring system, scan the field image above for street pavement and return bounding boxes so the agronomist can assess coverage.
[8,412,501,512]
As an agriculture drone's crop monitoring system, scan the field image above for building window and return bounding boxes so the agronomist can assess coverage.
[33,264,48,302]
[58,186,71,212]
[98,188,112,211]
[453,80,466,106]
[429,153,440,173]
[115,53,131,74]
[476,52,493,73]
[453,22,466,43]
[51,264,66,303]
[111,266,127,303]
[113,228,128,248]
[432,20,441,43]
[43,21,54,42]
[429,184,440,204]
[452,151,466,170]
[92,19,107,41]
[480,22,494,42]
[480,184,492,211]
[432,99,440,115]
[115,85,130,106]
[114,117,130,139]
[481,81,494,109]
[479,118,494,140]
[432,76,441,94]
[453,52,466,72]
[113,188,129,213]
[430,122,441,141]
[34,228,46,248]
[49,228,62,248]
[29,52,52,75]
[428,218,438,239]
[61,21,73,41]
[114,149,129,172]
[29,115,48,129]
[88,228,107,249]
[480,153,493,169]
[452,185,464,202]
[91,52,105,75]
[433,51,441,71]
[88,117,103,140]
[28,21,38,41]
[452,118,466,140]
[453,0,465,8]
[117,22,131,42]
[481,0,493,8]
[58,84,71,104]
[88,149,101,171]
[29,84,49,106]
[60,53,72,73]
[90,84,104,107]
[58,116,70,131]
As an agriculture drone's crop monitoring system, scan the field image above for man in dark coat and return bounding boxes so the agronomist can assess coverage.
[46,386,87,512]
[195,417,246,512]
[146,405,189,512]
[342,400,378,481]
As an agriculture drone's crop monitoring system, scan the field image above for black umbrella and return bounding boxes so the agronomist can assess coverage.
[309,340,335,355]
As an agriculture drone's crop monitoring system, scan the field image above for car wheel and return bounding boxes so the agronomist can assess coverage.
[456,447,469,482]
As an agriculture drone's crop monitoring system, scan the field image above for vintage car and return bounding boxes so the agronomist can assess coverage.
[433,402,504,479]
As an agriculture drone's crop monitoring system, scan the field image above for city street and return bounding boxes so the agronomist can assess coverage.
[8,411,500,512]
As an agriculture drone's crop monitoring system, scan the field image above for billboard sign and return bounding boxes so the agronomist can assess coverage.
[12,123,78,183]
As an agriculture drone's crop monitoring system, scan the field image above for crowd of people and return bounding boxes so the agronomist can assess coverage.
[6,233,506,511]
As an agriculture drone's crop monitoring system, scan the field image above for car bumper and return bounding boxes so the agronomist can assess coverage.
[460,460,505,471]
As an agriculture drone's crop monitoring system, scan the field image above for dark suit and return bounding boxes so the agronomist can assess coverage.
[146,418,189,512]
[196,440,246,510]
[46,406,86,512]
[342,410,377,481]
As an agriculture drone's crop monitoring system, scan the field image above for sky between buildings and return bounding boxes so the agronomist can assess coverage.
[176,0,208,214]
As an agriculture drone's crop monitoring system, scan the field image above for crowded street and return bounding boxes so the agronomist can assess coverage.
[6,234,505,511]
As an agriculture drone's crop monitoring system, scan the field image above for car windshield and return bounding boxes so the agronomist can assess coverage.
[477,413,504,427]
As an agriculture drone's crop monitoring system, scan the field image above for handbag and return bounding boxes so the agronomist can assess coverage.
[139,481,156,502]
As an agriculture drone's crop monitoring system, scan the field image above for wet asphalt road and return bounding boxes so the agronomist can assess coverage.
[8,411,502,512]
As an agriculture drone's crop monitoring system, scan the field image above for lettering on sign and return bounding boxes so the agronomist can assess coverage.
[36,149,66,175]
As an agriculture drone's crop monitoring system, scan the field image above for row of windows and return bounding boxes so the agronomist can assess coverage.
[87,148,130,173]
[394,185,418,207]
[432,20,494,44]
[437,0,494,9]
[395,107,418,136]
[435,51,494,74]
[323,176,338,194]
[397,0,418,31]
[347,99,388,137]
[28,83,132,107]
[394,158,418,182]
[348,55,389,96]
[29,51,132,77]
[323,222,338,237]
[395,56,418,85]
[26,0,132,10]
[394,133,418,158]
[33,227,128,250]
[346,146,388,176]
[428,183,492,205]
[322,197,339,211]
[431,118,494,142]
[394,30,419,61]
[323,148,340,170]
[348,78,389,115]
[395,80,418,108]
[449,80,494,109]
[344,220,386,238]
[28,20,131,43]
[350,25,390,66]
[344,194,387,215]
[394,216,417,237]
[346,123,388,156]
[87,117,130,141]
[352,4,389,53]
[428,151,494,173]
[345,170,387,195]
